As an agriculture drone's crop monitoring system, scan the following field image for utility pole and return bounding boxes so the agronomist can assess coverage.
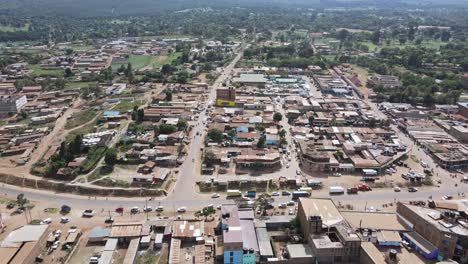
[145,198,149,221]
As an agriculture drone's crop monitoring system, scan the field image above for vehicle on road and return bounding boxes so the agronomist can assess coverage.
[292,191,309,199]
[347,187,358,194]
[358,184,372,191]
[329,186,345,195]
[82,209,96,217]
[177,207,187,213]
[442,195,453,200]
[52,240,60,250]
[211,193,220,198]
[288,208,294,215]
[394,187,401,192]
[408,187,418,192]
[332,172,342,177]
[245,191,256,198]
[60,217,69,223]
[227,189,242,198]
[286,162,290,168]
[143,206,152,212]
[281,191,291,196]
[156,206,164,212]
[41,218,52,224]
[131,207,140,214]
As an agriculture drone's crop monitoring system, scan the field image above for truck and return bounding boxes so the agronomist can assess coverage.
[347,187,358,194]
[292,191,310,199]
[298,187,312,195]
[227,189,242,198]
[363,169,378,176]
[329,186,345,195]
[245,191,257,198]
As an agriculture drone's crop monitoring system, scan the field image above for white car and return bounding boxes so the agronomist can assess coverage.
[143,206,152,212]
[177,207,187,213]
[60,217,69,223]
[156,206,164,212]
[82,209,95,217]
[52,240,60,249]
[211,193,220,198]
[286,163,290,168]
[393,187,401,192]
[271,192,280,196]
[288,208,294,215]
[41,218,52,224]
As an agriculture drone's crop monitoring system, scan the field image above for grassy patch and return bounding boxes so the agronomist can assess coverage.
[79,146,107,173]
[65,122,96,143]
[111,100,145,112]
[65,81,97,91]
[112,52,182,71]
[43,207,59,214]
[0,23,29,32]
[88,165,114,182]
[65,110,98,129]
[94,178,131,188]
[0,197,15,204]
[29,64,64,77]
[136,253,159,264]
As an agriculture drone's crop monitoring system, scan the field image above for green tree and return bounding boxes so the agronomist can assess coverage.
[104,148,118,165]
[279,129,286,138]
[159,124,177,134]
[257,136,266,148]
[64,68,73,77]
[254,193,272,216]
[273,112,283,123]
[176,118,188,131]
[203,150,216,167]
[165,90,173,101]
[161,64,173,75]
[207,128,223,142]
[16,193,28,207]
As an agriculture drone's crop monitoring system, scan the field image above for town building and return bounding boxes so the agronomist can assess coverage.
[0,95,27,116]
[216,87,236,107]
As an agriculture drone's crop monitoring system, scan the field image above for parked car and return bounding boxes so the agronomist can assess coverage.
[130,207,140,214]
[105,217,114,224]
[271,192,280,196]
[143,206,152,212]
[211,193,220,198]
[41,218,52,224]
[115,207,124,213]
[393,187,401,192]
[287,201,295,206]
[177,207,187,213]
[408,187,418,192]
[442,195,453,200]
[288,208,294,215]
[281,191,291,196]
[82,209,95,217]
[60,217,69,223]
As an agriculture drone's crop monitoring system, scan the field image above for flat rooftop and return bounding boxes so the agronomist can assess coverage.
[299,198,343,226]
[287,244,314,259]
[341,211,408,231]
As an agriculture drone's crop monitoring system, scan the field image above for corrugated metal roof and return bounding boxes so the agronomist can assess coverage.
[123,238,140,264]
[169,238,181,264]
[256,227,273,257]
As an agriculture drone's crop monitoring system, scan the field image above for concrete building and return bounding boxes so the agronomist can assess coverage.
[233,74,268,86]
[297,198,361,263]
[216,87,236,107]
[0,225,50,264]
[0,95,27,115]
[367,75,402,89]
[220,205,258,264]
[397,202,468,262]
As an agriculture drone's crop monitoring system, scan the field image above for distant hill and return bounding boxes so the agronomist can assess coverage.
[0,0,466,16]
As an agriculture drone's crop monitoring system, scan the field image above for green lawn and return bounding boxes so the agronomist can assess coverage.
[113,52,182,71]
[111,100,146,112]
[0,23,29,32]
[65,81,97,91]
[359,39,447,52]
[29,64,64,77]
[65,122,96,143]
[65,109,98,129]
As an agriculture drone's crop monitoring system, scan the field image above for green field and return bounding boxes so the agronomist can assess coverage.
[111,100,146,112]
[112,52,182,71]
[360,39,447,52]
[65,81,98,91]
[29,64,64,77]
[0,23,29,32]
[65,109,98,129]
